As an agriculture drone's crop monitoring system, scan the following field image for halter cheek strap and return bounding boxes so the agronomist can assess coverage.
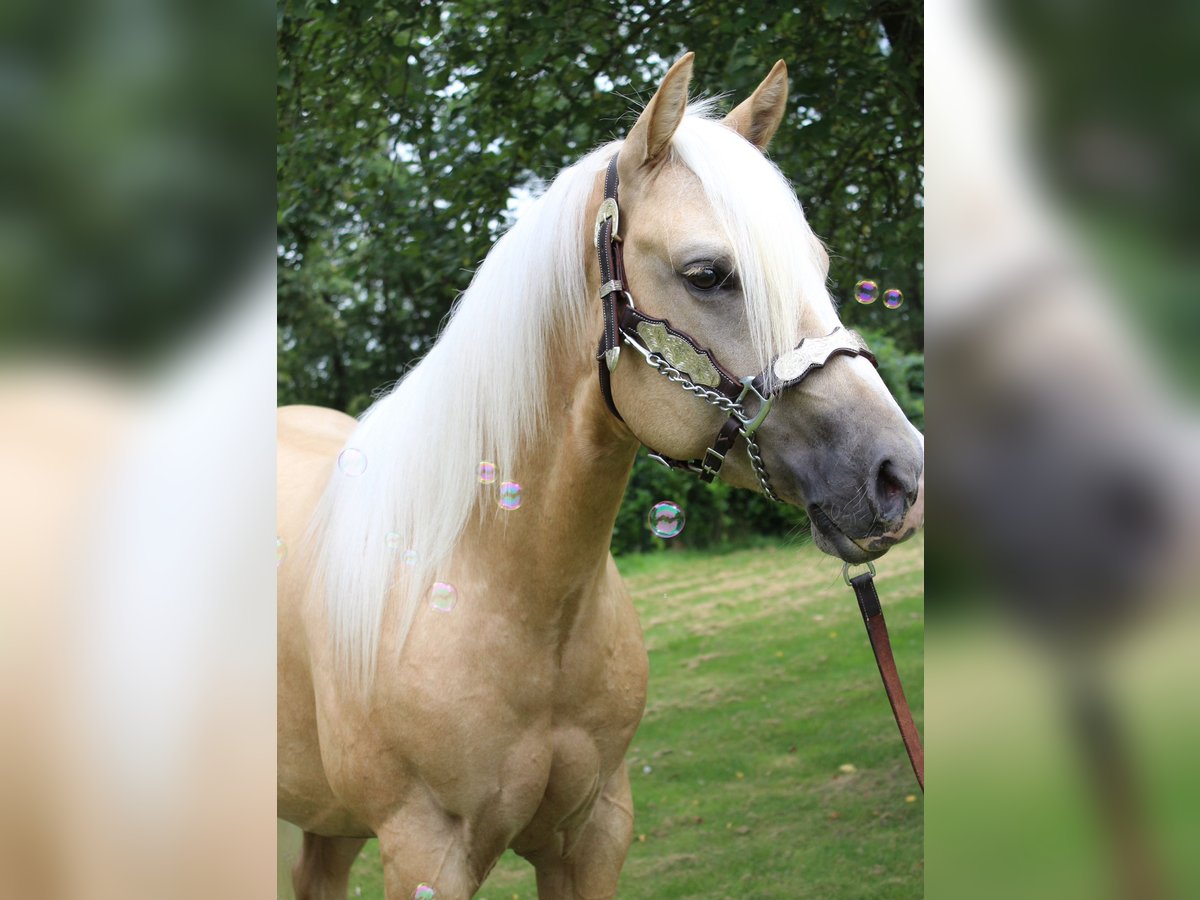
[595,159,626,422]
[594,154,876,500]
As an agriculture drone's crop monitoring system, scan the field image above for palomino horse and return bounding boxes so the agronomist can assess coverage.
[278,54,923,899]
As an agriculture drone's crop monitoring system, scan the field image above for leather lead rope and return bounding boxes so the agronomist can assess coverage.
[845,564,924,791]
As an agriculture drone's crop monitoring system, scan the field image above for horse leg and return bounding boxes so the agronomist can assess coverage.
[525,767,635,900]
[375,809,489,900]
[291,832,367,900]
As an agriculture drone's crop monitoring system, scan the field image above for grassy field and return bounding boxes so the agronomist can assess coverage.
[279,535,924,898]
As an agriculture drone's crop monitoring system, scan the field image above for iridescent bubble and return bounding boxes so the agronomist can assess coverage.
[497,481,522,511]
[882,288,904,309]
[276,536,287,568]
[647,501,685,538]
[385,531,401,550]
[402,549,418,566]
[478,461,496,484]
[430,583,457,612]
[412,885,437,900]
[854,279,879,304]
[337,447,367,477]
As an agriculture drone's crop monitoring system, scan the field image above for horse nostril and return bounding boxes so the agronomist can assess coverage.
[874,458,917,520]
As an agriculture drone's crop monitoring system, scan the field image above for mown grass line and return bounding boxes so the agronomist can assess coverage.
[288,536,924,899]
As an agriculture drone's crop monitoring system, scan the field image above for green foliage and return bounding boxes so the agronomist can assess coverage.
[855,323,926,431]
[278,0,923,548]
[613,454,810,555]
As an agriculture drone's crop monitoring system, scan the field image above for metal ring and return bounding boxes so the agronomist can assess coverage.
[842,560,877,586]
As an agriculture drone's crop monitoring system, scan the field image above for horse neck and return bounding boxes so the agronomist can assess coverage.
[459,331,639,620]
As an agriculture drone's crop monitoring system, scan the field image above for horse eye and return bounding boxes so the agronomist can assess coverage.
[683,265,720,291]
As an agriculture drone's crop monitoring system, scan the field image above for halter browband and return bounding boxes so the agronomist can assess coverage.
[595,154,876,500]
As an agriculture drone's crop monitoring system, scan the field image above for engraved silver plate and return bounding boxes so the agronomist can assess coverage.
[772,328,870,384]
[593,197,620,248]
[636,321,721,387]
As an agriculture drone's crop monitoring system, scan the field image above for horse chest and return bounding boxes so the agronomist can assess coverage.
[463,597,648,843]
[314,578,648,844]
[511,605,648,839]
[505,683,645,848]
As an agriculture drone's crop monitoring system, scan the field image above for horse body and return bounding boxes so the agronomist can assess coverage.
[278,328,650,896]
[279,54,923,899]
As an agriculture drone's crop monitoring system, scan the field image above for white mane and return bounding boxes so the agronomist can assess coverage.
[311,104,836,693]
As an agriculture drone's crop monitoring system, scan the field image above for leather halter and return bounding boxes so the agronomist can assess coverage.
[596,155,925,790]
[594,154,876,500]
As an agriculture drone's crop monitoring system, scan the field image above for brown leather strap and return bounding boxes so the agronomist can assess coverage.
[597,214,626,423]
[698,416,743,482]
[597,333,624,422]
[849,571,924,791]
[596,155,624,421]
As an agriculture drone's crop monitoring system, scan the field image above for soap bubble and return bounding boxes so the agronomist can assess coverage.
[647,501,685,538]
[384,531,401,550]
[337,447,367,477]
[412,886,437,900]
[854,280,879,304]
[478,461,496,483]
[402,549,418,566]
[883,288,904,309]
[498,481,522,511]
[430,583,457,613]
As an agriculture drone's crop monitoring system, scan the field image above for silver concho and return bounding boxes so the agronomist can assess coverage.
[593,198,620,248]
[635,321,721,387]
[772,327,870,384]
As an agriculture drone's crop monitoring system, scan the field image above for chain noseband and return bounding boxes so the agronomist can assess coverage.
[595,154,876,500]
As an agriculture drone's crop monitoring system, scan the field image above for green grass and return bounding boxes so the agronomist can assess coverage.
[283,535,924,898]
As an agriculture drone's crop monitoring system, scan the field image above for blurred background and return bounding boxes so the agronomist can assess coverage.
[0,0,274,897]
[926,0,1199,897]
[276,0,925,555]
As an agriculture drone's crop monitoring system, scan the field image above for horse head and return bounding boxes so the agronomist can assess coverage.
[601,54,924,563]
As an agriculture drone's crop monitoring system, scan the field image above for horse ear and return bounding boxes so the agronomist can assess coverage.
[723,60,789,151]
[620,52,694,176]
